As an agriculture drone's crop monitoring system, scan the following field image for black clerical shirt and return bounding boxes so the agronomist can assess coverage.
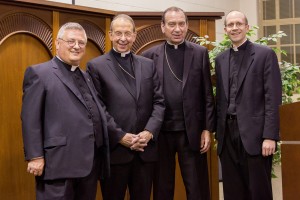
[227,40,248,115]
[162,42,185,131]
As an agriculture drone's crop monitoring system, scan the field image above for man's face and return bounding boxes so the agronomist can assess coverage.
[55,29,86,66]
[161,10,188,45]
[109,18,136,53]
[224,11,249,47]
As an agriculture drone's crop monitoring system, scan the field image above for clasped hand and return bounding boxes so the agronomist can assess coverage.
[120,131,152,152]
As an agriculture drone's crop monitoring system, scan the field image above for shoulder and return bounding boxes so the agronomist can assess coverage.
[23,59,53,86]
[251,42,273,53]
[185,41,207,51]
[134,54,153,64]
[28,59,53,74]
[141,43,164,56]
[216,48,230,59]
[88,53,110,65]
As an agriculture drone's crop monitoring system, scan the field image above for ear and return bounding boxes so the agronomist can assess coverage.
[55,39,60,51]
[108,31,113,41]
[224,27,228,34]
[132,32,137,42]
[245,24,250,32]
[161,22,165,34]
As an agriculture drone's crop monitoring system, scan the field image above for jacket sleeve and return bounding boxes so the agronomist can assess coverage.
[202,48,216,133]
[21,66,45,160]
[143,61,165,141]
[262,49,282,140]
[86,62,127,148]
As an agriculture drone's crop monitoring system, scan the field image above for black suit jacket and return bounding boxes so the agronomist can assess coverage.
[87,51,165,164]
[215,41,282,155]
[142,41,216,151]
[21,58,110,180]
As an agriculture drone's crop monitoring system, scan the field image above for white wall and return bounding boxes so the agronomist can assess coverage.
[48,0,72,4]
[46,0,257,41]
[239,1,258,41]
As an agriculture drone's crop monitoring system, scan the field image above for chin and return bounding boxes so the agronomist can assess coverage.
[118,49,126,52]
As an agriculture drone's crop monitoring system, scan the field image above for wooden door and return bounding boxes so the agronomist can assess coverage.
[0,33,51,199]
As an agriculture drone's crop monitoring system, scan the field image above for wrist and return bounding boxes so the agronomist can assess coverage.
[144,130,153,140]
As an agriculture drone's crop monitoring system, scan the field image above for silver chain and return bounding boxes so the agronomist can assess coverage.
[117,63,135,79]
[164,44,183,83]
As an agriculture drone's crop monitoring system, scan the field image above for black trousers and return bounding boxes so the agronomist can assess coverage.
[220,118,273,200]
[36,146,101,200]
[153,131,210,200]
[100,155,154,200]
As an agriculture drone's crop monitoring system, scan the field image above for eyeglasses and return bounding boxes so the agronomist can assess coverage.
[225,22,246,29]
[59,38,86,48]
[112,31,134,38]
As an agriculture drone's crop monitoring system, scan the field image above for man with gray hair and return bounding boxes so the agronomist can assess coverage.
[21,22,110,199]
[87,14,165,200]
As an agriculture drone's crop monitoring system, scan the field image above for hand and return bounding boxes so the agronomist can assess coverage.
[130,138,147,152]
[200,130,211,154]
[262,139,276,156]
[137,130,153,144]
[119,133,140,148]
[129,130,152,152]
[27,157,44,176]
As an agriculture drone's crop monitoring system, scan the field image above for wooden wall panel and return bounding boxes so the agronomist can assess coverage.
[0,33,51,200]
[81,40,103,70]
[280,102,300,200]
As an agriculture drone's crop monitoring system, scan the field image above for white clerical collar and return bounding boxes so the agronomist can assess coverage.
[113,48,130,57]
[167,40,184,49]
[232,39,247,52]
[56,56,79,71]
[70,65,79,71]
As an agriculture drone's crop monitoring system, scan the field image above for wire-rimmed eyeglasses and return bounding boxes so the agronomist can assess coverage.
[59,38,86,48]
[225,22,246,29]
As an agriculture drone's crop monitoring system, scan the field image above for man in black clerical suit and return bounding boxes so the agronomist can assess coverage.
[215,11,282,200]
[87,14,165,200]
[142,7,215,200]
[21,22,110,200]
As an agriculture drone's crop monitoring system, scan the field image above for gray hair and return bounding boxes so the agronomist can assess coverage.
[56,22,87,41]
[110,14,136,32]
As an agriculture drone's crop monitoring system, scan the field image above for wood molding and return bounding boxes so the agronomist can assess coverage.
[118,11,224,19]
[0,12,52,52]
[80,20,106,54]
[0,0,116,16]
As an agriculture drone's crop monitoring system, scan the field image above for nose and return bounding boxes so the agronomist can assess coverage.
[174,24,181,31]
[232,24,239,29]
[120,34,126,40]
[73,41,81,48]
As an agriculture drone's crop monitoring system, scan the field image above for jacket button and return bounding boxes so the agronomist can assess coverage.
[89,134,94,138]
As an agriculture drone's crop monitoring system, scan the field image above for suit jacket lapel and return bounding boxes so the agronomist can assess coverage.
[107,52,137,100]
[183,42,193,88]
[133,55,142,100]
[153,44,165,88]
[237,42,255,93]
[221,50,230,101]
[51,59,88,109]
